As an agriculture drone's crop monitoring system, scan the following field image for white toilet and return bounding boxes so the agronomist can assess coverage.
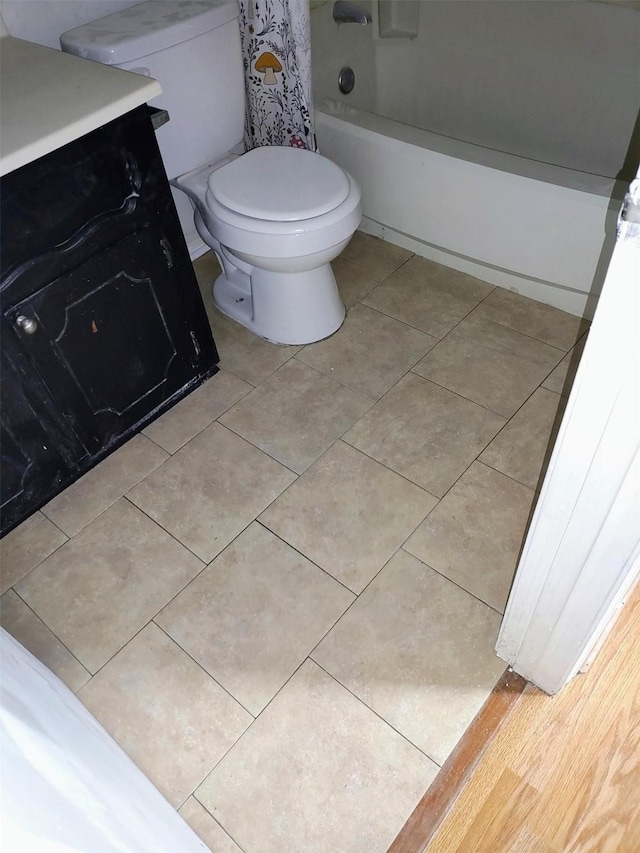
[61,0,361,345]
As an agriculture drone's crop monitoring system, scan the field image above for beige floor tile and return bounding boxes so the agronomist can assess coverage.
[42,435,168,537]
[209,307,302,387]
[413,315,564,417]
[404,462,534,613]
[480,387,567,489]
[219,360,371,473]
[158,522,354,715]
[179,798,242,853]
[194,253,302,386]
[0,512,67,594]
[363,256,494,339]
[0,589,90,692]
[128,422,296,562]
[196,659,438,853]
[193,249,223,288]
[312,550,505,765]
[340,230,413,280]
[142,370,252,454]
[297,303,437,400]
[16,499,204,673]
[78,623,251,808]
[260,441,437,593]
[344,373,505,498]
[542,332,588,396]
[332,257,382,309]
[471,287,589,351]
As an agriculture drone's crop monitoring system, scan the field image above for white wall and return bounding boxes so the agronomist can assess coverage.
[0,0,143,49]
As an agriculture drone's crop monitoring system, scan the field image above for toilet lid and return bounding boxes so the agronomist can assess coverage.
[207,146,351,222]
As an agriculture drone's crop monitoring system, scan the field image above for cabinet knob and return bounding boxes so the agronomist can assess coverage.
[15,315,38,335]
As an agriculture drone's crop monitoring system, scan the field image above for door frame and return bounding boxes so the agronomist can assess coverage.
[496,174,640,695]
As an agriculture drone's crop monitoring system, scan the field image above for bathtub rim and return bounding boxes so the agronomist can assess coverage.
[317,99,627,199]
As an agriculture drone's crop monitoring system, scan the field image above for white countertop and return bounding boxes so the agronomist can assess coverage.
[0,36,162,176]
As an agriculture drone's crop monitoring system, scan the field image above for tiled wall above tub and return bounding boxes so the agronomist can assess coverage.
[310,0,377,113]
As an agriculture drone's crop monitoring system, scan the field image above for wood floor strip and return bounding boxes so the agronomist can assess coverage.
[388,668,528,853]
[422,583,640,852]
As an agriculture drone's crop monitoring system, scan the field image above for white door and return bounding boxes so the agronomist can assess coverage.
[0,629,207,852]
[496,173,640,695]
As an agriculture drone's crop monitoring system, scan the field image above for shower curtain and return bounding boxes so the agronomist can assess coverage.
[238,0,317,152]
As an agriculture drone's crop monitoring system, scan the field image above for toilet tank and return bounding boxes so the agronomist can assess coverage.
[60,0,245,181]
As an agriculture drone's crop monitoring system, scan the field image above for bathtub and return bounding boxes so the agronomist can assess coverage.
[311,1,639,318]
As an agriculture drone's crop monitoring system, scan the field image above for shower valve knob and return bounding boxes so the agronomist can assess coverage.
[338,66,356,95]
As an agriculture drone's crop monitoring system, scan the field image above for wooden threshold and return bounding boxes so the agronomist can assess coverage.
[388,668,528,853]
[389,581,640,853]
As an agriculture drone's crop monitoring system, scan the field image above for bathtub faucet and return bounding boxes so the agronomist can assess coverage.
[333,1,372,25]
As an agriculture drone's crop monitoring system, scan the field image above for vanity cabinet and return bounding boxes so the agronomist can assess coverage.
[1,105,218,536]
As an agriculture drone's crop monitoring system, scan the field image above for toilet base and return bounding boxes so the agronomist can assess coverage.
[212,262,346,346]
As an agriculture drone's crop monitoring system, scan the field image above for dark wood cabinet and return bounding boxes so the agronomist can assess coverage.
[1,105,218,536]
[0,363,77,525]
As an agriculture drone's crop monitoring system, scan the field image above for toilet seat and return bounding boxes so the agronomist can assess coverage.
[206,146,351,221]
[198,152,362,260]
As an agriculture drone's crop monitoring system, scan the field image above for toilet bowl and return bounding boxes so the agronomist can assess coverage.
[174,146,361,345]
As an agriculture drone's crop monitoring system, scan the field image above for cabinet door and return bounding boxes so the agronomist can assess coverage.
[5,227,201,454]
[0,363,77,532]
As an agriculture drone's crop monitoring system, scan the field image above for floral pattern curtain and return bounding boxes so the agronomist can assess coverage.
[238,0,317,152]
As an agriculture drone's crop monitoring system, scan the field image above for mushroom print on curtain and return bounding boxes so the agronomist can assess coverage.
[239,0,317,152]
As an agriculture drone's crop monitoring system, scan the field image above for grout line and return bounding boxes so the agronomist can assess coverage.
[361,270,497,341]
[397,546,508,619]
[140,431,173,456]
[194,654,314,782]
[151,621,256,719]
[476,382,562,452]
[183,798,249,853]
[304,547,408,654]
[358,300,440,338]
[9,588,92,685]
[254,519,358,598]
[339,248,415,286]
[80,617,155,681]
[362,274,577,365]
[336,436,447,501]
[310,658,443,768]
[3,529,70,596]
[472,457,538,493]
[39,447,170,542]
[122,495,209,567]
[291,318,437,404]
[218,364,259,389]
[213,420,302,478]
[39,512,69,540]
[290,351,381,406]
[405,369,521,420]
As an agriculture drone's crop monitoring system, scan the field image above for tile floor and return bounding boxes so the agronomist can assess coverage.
[0,232,588,852]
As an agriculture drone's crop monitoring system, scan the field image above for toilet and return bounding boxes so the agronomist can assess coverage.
[61,0,361,345]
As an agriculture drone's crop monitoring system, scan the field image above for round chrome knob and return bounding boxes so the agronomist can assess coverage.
[338,66,356,95]
[15,315,38,334]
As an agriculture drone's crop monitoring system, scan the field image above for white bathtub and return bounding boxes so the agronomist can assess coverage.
[317,102,626,318]
[312,1,638,318]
